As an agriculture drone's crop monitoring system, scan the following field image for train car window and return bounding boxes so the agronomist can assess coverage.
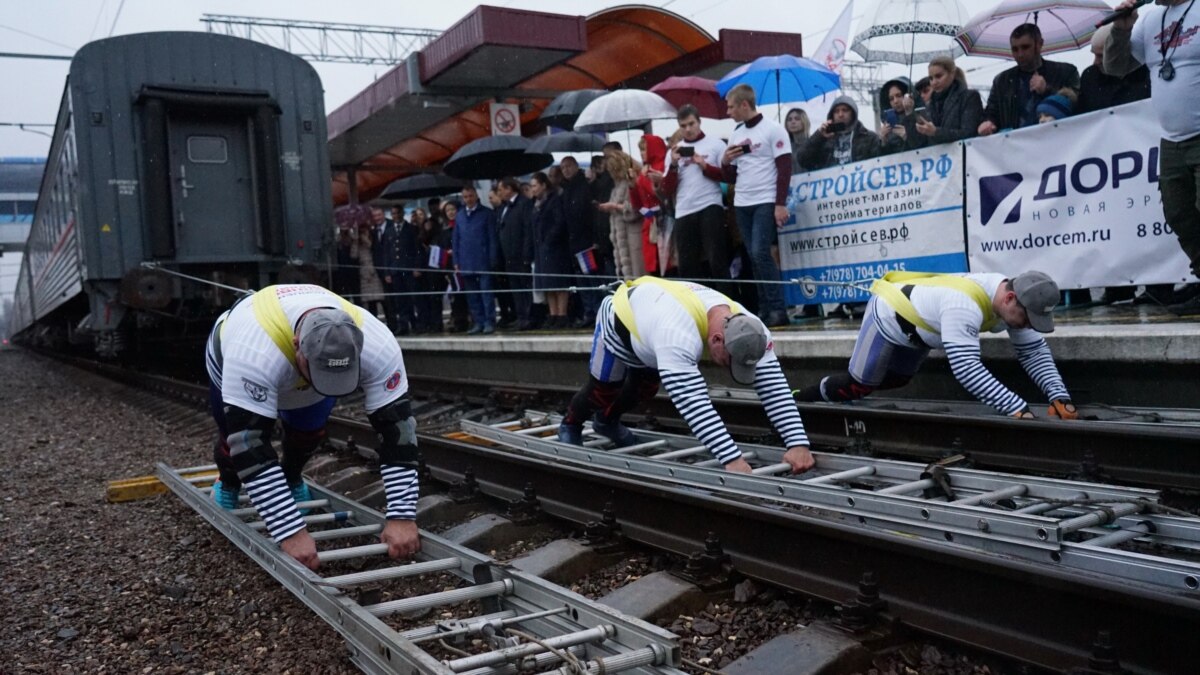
[187,136,228,164]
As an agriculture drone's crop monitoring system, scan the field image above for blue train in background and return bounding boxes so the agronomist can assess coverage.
[8,32,332,356]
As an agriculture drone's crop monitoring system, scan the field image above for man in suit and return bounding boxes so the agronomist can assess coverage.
[371,205,412,335]
[495,177,536,330]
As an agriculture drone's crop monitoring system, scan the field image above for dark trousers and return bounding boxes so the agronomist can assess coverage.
[460,273,495,328]
[565,369,661,426]
[413,271,442,331]
[1160,135,1200,276]
[505,261,533,324]
[675,204,731,289]
[735,203,786,316]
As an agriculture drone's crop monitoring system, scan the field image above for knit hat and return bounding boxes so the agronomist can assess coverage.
[1036,94,1073,120]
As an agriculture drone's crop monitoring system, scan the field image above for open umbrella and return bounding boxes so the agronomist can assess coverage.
[716,55,840,105]
[526,131,608,154]
[573,89,677,133]
[539,89,607,129]
[443,136,553,180]
[649,76,727,119]
[379,173,463,200]
[956,0,1113,57]
[851,0,969,65]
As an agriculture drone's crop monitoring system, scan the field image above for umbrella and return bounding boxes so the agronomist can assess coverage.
[573,89,677,133]
[378,173,463,200]
[715,55,840,105]
[649,76,727,119]
[539,89,607,129]
[443,135,553,180]
[526,131,609,154]
[851,0,969,65]
[956,0,1112,57]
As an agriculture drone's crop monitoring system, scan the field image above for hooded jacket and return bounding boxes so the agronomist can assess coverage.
[799,95,882,171]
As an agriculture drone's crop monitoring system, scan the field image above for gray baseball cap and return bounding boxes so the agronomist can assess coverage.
[298,308,364,396]
[1012,271,1059,333]
[725,314,770,385]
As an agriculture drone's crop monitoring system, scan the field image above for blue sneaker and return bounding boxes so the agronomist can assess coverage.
[557,423,583,445]
[592,418,637,448]
[211,481,240,510]
[290,482,313,516]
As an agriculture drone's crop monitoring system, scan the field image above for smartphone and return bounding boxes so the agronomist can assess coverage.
[882,109,899,127]
[679,146,696,157]
[828,122,847,133]
[739,143,752,154]
[913,106,929,124]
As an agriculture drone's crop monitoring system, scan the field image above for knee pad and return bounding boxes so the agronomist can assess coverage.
[368,398,418,468]
[282,425,326,458]
[823,373,876,402]
[632,372,661,400]
[223,406,279,481]
[878,372,913,391]
[586,379,624,413]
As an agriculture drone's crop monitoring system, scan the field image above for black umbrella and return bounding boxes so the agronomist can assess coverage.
[538,89,606,129]
[525,131,608,155]
[379,173,464,200]
[443,135,553,180]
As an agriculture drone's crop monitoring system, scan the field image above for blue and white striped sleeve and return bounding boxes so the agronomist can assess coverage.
[1010,330,1070,402]
[381,466,418,520]
[244,465,306,543]
[752,355,809,447]
[941,308,1027,415]
[659,368,742,465]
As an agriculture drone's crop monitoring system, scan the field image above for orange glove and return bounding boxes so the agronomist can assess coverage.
[1012,409,1035,420]
[1047,399,1078,420]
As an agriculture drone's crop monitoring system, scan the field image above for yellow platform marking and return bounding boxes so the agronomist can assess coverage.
[106,469,218,503]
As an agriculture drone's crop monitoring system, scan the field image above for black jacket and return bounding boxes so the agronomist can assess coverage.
[983,59,1080,131]
[800,121,882,171]
[917,80,984,146]
[1076,64,1150,115]
[496,194,535,268]
[560,172,594,253]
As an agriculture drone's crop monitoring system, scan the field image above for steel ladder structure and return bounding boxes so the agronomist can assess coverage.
[461,413,1200,596]
[157,463,685,675]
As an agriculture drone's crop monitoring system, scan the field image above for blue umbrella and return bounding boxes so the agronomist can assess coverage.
[716,55,841,105]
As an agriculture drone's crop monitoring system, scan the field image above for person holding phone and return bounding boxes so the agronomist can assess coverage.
[720,84,794,327]
[877,77,917,155]
[800,95,882,171]
[662,104,730,290]
[912,55,984,146]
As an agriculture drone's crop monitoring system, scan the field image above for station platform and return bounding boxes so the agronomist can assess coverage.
[397,304,1200,408]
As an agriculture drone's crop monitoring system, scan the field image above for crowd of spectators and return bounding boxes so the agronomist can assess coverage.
[332,20,1187,335]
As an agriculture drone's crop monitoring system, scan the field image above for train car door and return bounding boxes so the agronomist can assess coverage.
[167,114,259,262]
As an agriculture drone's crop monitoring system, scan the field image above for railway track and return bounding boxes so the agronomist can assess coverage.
[77,356,1200,673]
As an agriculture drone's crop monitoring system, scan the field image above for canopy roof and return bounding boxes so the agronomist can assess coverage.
[327,5,802,203]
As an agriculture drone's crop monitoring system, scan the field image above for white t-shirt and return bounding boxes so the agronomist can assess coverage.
[206,285,408,418]
[674,134,727,219]
[870,273,1040,349]
[729,116,791,207]
[622,281,778,372]
[1131,3,1200,142]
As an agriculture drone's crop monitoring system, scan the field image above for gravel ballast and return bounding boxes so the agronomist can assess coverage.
[0,351,357,673]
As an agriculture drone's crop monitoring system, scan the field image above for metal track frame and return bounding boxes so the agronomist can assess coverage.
[157,463,684,675]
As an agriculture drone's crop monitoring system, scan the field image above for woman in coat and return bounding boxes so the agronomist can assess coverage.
[349,222,387,321]
[913,55,983,146]
[598,151,644,280]
[530,171,572,328]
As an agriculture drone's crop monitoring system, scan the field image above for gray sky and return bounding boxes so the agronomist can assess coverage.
[0,0,1098,157]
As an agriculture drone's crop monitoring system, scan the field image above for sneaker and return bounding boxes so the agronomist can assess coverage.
[290,482,313,515]
[466,325,483,335]
[211,480,241,510]
[557,423,583,445]
[764,310,790,328]
[1168,293,1200,316]
[482,324,496,335]
[592,417,637,448]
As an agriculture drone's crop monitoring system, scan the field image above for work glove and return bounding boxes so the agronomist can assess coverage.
[1012,408,1035,420]
[1047,399,1078,420]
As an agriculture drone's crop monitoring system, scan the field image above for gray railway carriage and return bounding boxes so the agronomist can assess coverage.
[8,32,331,355]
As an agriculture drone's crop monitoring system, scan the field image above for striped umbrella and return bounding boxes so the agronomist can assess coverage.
[955,0,1113,57]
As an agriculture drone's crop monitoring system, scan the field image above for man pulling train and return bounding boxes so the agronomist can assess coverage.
[795,271,1079,420]
[205,284,421,570]
[557,276,816,474]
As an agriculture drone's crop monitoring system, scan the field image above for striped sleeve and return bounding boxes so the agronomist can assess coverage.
[381,466,419,520]
[1011,332,1070,402]
[244,465,306,543]
[659,369,742,465]
[752,358,809,447]
[943,341,1027,415]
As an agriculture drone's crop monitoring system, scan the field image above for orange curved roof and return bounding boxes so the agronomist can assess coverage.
[330,5,800,204]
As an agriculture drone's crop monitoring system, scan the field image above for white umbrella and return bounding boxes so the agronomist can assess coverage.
[851,0,969,65]
[573,89,677,133]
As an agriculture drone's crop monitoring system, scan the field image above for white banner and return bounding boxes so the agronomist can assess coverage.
[964,100,1195,288]
[489,102,520,136]
[780,145,968,305]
